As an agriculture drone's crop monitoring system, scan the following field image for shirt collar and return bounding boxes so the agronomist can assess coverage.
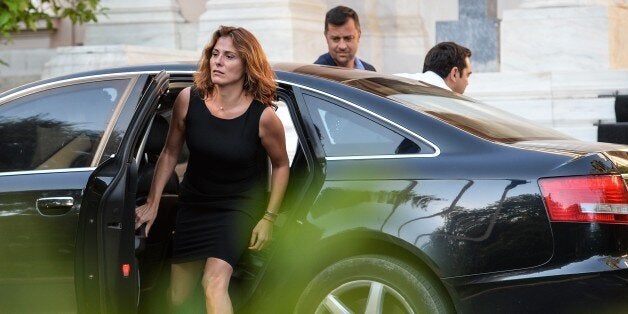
[354,58,366,70]
[422,71,452,91]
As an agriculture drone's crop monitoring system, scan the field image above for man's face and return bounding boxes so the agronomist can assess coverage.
[452,57,472,94]
[325,18,361,68]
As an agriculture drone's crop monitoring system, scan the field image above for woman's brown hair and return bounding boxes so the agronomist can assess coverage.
[194,26,276,106]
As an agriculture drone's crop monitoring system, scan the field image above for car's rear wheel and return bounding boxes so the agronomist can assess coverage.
[295,255,451,314]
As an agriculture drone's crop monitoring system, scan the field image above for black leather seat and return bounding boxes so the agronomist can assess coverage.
[136,114,179,291]
[137,115,179,197]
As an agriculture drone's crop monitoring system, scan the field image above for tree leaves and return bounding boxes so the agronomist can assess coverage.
[0,0,104,42]
[0,0,105,65]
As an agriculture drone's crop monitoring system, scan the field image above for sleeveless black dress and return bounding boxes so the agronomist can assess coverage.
[171,87,269,267]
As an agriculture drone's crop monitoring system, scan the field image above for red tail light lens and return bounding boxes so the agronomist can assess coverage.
[538,175,628,224]
[121,263,131,278]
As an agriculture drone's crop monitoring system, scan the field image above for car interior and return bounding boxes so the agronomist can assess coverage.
[35,132,93,170]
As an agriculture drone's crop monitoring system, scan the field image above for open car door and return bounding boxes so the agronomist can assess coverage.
[75,71,170,314]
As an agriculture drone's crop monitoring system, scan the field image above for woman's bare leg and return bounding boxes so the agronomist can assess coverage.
[201,257,234,314]
[170,260,204,312]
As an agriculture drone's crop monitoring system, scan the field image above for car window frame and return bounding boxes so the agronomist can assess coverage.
[293,86,440,161]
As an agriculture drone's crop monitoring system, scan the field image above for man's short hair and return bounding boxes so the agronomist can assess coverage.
[423,42,472,78]
[324,5,361,33]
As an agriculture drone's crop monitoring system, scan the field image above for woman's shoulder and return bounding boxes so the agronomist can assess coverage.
[258,100,282,124]
[185,86,198,98]
[251,98,266,107]
[173,87,191,106]
[249,98,269,114]
[171,87,193,124]
[180,86,208,106]
[175,86,191,101]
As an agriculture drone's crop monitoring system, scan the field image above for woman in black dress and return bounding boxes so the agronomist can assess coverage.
[135,26,289,313]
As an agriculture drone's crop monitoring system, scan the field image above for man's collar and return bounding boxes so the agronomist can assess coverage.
[422,71,452,91]
[354,58,366,70]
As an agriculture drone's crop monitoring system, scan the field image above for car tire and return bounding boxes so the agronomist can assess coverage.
[295,254,451,314]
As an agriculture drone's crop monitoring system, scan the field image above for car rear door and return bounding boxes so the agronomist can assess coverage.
[0,76,139,313]
[75,71,170,314]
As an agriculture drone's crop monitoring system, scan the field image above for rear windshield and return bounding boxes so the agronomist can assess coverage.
[343,77,572,143]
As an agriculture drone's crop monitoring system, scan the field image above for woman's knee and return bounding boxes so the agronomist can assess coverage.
[201,258,232,298]
[201,272,230,296]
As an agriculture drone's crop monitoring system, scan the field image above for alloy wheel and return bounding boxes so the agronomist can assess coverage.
[314,279,413,314]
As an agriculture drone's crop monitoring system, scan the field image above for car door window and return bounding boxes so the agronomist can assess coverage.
[0,79,130,172]
[303,94,421,157]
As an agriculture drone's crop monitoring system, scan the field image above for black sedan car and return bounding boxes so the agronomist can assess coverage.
[0,63,626,314]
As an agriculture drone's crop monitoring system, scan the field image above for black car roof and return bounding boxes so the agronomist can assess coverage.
[16,61,401,83]
[0,61,457,100]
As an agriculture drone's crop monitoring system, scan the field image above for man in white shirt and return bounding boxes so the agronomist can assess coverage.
[396,42,472,94]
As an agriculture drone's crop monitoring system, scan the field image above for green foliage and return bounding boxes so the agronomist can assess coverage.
[0,0,105,65]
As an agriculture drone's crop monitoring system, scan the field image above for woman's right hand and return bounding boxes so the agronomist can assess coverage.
[135,202,158,235]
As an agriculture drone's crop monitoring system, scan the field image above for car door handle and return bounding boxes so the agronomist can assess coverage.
[36,197,75,216]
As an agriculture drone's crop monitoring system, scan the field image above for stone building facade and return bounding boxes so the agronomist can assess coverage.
[1,0,627,142]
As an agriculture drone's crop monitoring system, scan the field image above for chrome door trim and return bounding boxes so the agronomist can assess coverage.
[0,167,95,177]
[0,72,150,104]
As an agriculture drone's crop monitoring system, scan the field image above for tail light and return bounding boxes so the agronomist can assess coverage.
[121,263,131,278]
[538,175,628,224]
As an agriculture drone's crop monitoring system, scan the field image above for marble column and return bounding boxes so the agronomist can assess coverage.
[435,0,500,72]
[520,0,618,7]
[364,1,428,74]
[501,0,628,71]
[84,0,185,49]
[197,0,327,63]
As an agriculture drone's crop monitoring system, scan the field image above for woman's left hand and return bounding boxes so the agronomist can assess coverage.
[248,218,273,250]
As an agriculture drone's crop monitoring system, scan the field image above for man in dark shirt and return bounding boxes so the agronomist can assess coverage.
[314,5,376,71]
